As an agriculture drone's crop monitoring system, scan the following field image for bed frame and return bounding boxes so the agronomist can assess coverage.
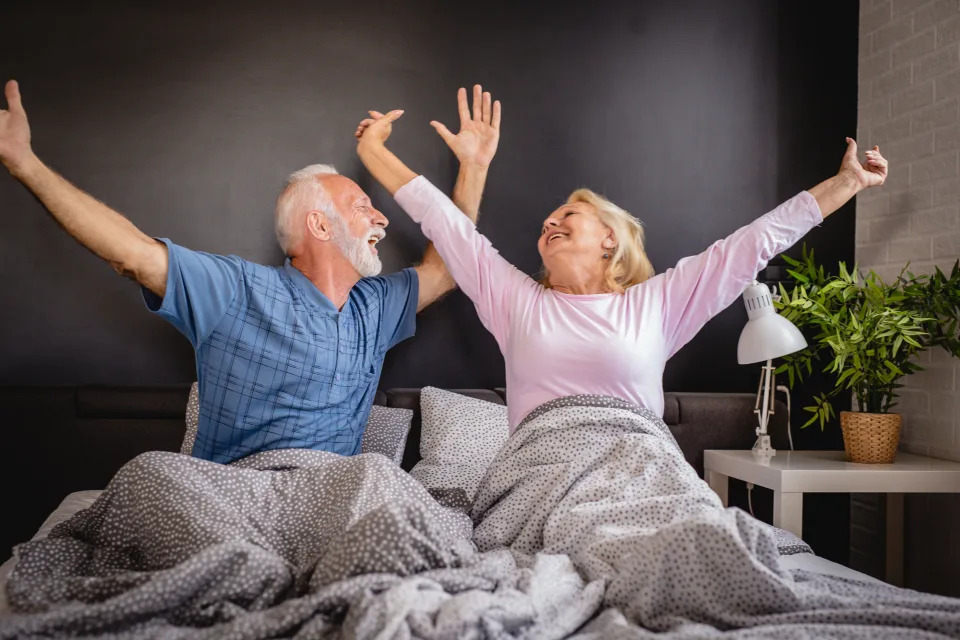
[0,385,787,557]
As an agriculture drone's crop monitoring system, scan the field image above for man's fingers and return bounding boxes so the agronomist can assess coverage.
[457,87,470,126]
[5,80,23,112]
[430,120,456,145]
[482,91,491,124]
[492,100,501,130]
[472,84,482,121]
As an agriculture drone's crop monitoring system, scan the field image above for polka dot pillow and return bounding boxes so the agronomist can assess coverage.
[180,383,414,465]
[409,386,510,500]
[181,382,200,455]
[359,405,415,465]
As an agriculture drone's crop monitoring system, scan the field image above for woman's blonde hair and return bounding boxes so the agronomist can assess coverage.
[541,188,655,293]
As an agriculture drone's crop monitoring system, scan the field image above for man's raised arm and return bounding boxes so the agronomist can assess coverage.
[0,80,168,296]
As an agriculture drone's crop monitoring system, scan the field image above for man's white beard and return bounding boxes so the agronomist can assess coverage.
[331,217,383,277]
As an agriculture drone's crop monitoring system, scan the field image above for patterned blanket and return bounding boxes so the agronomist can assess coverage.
[5,395,960,638]
[471,395,960,638]
[1,450,601,638]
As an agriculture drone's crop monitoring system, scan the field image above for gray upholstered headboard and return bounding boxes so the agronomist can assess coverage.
[0,385,786,557]
[380,388,787,477]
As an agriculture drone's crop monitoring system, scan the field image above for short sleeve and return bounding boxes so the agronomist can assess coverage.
[360,267,419,350]
[142,238,244,348]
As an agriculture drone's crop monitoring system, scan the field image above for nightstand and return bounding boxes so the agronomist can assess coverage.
[703,449,960,586]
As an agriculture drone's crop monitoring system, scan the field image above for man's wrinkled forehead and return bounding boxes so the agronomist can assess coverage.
[319,174,370,208]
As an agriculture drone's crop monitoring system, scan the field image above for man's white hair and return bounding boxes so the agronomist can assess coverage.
[274,163,339,255]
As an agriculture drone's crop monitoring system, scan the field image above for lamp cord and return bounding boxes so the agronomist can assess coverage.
[776,384,793,450]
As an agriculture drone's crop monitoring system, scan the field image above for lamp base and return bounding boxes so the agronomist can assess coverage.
[752,434,776,463]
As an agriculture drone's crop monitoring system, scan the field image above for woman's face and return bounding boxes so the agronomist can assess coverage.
[538,201,614,272]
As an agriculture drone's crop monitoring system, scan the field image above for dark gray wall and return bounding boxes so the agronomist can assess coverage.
[0,0,859,558]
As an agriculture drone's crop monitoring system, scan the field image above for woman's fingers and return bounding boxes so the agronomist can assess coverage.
[492,99,501,130]
[482,91,491,124]
[355,118,376,138]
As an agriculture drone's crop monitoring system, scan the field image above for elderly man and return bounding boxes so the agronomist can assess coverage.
[0,81,502,462]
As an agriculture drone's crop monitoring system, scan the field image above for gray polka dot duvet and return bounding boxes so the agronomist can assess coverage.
[473,395,960,638]
[3,396,960,638]
[0,450,601,638]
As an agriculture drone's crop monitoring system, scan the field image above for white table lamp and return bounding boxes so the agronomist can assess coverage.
[737,281,807,459]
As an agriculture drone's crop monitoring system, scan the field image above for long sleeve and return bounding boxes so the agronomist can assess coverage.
[657,191,823,358]
[394,176,537,351]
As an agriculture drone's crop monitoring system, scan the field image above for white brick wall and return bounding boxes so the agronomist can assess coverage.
[858,0,960,461]
[857,0,960,596]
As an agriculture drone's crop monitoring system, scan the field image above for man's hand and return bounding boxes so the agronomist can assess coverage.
[0,80,34,175]
[355,109,404,150]
[430,85,501,168]
[839,137,888,190]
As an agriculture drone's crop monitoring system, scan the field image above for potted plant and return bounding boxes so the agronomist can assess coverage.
[774,247,960,463]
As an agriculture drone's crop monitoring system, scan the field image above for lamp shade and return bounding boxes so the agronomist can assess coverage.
[737,282,807,364]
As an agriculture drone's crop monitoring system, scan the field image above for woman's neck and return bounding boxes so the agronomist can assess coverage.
[548,268,611,295]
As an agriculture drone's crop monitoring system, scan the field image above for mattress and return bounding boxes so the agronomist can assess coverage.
[0,491,884,617]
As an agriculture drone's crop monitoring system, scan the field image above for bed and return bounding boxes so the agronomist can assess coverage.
[0,386,891,636]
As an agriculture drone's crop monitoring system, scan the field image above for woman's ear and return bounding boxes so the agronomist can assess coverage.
[306,210,332,241]
[601,231,617,250]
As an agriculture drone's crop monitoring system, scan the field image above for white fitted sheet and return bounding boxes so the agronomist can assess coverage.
[0,491,885,617]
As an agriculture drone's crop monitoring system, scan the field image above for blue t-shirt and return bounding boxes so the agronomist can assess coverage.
[143,239,418,463]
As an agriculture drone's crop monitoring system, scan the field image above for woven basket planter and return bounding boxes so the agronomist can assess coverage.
[839,411,902,464]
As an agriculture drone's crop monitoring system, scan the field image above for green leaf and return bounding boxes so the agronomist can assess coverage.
[787,269,810,284]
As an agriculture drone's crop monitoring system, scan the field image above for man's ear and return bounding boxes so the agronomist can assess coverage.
[306,210,332,242]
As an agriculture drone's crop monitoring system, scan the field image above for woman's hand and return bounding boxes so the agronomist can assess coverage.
[355,109,404,150]
[430,84,501,169]
[839,137,888,190]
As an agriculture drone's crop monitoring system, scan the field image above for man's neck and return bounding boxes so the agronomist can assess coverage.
[290,254,361,310]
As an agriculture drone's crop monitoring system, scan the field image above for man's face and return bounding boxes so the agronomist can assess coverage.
[319,175,389,277]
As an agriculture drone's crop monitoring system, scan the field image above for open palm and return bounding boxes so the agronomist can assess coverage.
[431,85,501,168]
[0,80,32,172]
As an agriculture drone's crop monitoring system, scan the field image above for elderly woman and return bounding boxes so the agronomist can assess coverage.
[351,90,960,636]
[343,89,957,638]
[355,90,888,432]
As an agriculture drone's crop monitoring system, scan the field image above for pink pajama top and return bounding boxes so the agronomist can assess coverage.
[395,176,823,432]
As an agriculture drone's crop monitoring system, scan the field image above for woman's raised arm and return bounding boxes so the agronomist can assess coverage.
[355,107,536,352]
[657,139,888,358]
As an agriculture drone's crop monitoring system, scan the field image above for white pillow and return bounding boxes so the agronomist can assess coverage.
[181,383,414,465]
[409,387,510,500]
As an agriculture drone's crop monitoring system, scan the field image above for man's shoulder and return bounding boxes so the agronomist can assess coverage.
[355,267,416,297]
[166,240,264,274]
